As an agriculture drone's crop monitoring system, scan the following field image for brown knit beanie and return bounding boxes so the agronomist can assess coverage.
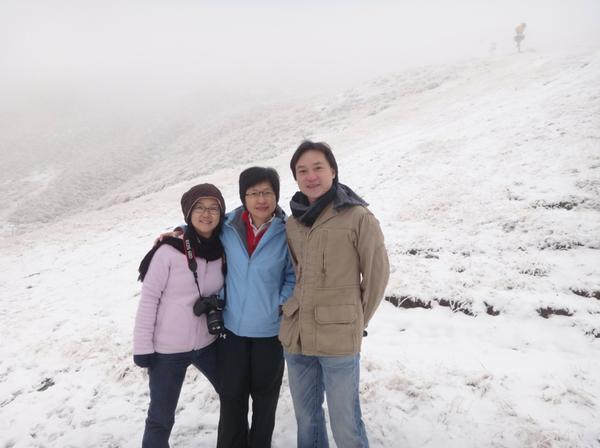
[181,183,226,223]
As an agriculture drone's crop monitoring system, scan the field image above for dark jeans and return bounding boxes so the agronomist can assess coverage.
[142,342,219,448]
[216,329,284,448]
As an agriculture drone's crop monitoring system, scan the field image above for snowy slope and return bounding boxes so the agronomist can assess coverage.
[1,49,599,447]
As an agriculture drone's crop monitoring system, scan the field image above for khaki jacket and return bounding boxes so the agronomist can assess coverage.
[279,202,390,356]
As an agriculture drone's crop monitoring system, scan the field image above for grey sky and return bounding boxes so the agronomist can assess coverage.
[0,0,598,225]
[1,0,599,110]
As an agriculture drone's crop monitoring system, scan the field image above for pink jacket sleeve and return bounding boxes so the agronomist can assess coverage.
[133,247,171,354]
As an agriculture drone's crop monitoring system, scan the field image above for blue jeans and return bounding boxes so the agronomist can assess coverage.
[142,343,219,448]
[284,351,369,448]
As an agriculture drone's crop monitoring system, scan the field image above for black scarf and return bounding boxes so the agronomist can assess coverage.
[290,183,369,228]
[137,226,223,281]
[290,183,338,227]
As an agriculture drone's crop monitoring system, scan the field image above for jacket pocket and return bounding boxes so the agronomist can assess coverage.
[315,304,356,324]
[314,304,358,354]
[279,299,299,348]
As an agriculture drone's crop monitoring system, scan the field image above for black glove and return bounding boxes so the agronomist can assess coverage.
[133,353,155,368]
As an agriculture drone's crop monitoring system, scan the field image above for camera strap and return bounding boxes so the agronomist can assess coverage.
[184,236,203,298]
[183,235,227,302]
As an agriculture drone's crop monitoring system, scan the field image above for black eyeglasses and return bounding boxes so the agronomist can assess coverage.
[245,191,275,199]
[192,205,220,216]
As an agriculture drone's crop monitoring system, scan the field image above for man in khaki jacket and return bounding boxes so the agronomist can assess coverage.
[280,140,390,448]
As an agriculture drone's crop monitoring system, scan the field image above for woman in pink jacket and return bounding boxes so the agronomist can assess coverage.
[133,183,226,448]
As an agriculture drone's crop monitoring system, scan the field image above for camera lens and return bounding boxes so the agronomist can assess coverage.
[207,309,224,335]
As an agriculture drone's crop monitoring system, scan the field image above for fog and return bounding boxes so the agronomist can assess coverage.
[2,0,599,108]
[0,0,599,228]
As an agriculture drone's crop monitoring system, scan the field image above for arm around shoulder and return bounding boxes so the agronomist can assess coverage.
[279,251,296,305]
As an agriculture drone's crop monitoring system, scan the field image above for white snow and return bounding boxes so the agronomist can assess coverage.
[1,49,599,447]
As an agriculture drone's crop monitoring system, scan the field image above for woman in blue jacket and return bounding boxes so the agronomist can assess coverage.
[217,167,295,448]
[167,167,294,448]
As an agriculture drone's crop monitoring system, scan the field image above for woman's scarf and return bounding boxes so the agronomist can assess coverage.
[137,225,223,281]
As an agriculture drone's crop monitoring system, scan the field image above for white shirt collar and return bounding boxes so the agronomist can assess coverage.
[248,213,275,236]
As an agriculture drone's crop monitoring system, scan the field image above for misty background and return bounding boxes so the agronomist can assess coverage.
[1,0,599,230]
[1,2,600,446]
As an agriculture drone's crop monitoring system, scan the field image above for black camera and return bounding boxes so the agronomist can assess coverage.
[193,294,225,335]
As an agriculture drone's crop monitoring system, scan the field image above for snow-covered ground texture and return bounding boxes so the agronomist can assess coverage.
[1,48,600,447]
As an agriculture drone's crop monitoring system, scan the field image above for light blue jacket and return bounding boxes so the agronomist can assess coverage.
[221,206,295,337]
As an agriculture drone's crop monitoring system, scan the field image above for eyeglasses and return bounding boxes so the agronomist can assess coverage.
[192,205,220,216]
[245,191,275,200]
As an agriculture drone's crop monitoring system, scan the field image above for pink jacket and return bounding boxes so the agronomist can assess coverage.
[133,244,223,355]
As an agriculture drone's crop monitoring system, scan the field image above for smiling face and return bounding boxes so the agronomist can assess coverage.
[244,180,277,227]
[294,149,336,204]
[189,197,221,238]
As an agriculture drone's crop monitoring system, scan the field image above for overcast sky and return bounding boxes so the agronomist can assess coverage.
[1,0,599,112]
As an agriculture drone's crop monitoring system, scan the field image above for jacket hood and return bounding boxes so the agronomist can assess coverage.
[333,183,368,209]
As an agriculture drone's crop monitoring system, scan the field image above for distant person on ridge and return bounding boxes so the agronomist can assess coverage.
[280,140,390,448]
[514,22,526,52]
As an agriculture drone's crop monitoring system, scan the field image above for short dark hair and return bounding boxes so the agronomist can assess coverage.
[290,140,338,182]
[239,166,280,207]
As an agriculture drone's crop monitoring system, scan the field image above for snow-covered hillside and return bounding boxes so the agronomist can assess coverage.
[1,49,599,447]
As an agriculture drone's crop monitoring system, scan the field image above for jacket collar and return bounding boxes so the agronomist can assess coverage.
[226,205,286,246]
[291,183,367,232]
[333,183,368,209]
[307,203,338,233]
